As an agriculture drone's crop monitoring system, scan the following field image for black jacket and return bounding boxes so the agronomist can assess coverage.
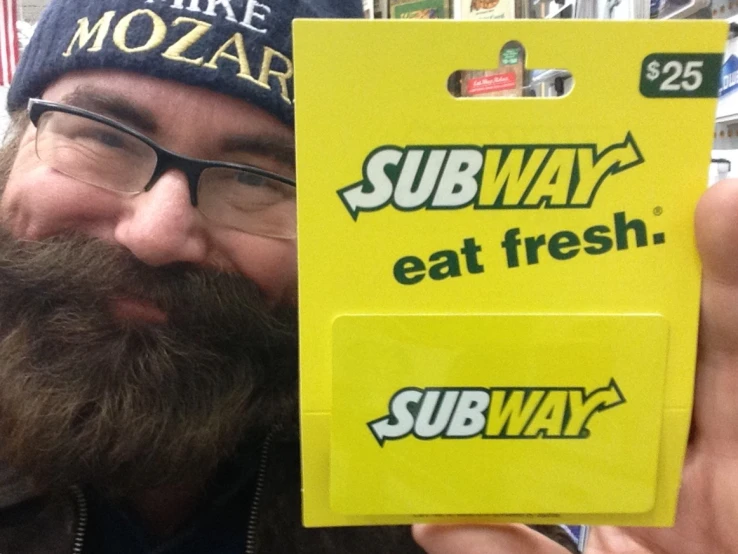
[0,435,577,553]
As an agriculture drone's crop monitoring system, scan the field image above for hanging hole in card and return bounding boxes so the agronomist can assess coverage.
[447,40,574,99]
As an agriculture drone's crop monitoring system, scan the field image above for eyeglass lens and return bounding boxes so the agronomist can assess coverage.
[34,110,296,239]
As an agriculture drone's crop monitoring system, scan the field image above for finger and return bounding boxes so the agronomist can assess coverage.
[412,524,571,554]
[696,180,738,287]
[693,180,738,446]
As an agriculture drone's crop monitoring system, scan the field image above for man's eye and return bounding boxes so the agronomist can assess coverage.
[235,172,270,187]
[81,130,127,149]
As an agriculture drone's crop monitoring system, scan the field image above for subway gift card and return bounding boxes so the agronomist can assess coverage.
[293,20,726,527]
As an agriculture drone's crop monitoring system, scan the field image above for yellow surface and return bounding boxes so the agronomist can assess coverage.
[293,20,726,527]
[332,314,667,515]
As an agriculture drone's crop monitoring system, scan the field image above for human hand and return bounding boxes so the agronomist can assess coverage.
[413,180,738,554]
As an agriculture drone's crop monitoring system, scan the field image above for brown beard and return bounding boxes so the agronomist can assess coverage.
[0,227,298,497]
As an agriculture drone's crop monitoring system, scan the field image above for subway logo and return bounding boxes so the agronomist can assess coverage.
[338,134,643,220]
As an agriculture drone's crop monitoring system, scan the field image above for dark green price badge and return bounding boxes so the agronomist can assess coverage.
[640,53,722,98]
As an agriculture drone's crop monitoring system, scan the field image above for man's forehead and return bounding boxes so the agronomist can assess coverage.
[41,71,296,168]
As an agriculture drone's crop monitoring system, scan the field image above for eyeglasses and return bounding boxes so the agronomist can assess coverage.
[28,99,297,239]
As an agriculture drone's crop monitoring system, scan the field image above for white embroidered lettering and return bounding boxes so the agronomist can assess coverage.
[241,0,271,33]
[204,0,238,22]
[185,0,203,13]
[145,0,187,8]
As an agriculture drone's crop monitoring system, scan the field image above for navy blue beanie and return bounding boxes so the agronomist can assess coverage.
[8,0,363,126]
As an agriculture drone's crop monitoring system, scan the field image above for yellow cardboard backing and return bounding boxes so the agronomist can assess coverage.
[294,20,726,527]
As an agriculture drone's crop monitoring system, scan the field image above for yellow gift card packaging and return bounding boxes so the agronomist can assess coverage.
[293,20,726,528]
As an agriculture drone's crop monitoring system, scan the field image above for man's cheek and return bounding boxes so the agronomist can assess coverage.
[218,233,297,304]
[0,167,123,240]
[242,254,297,305]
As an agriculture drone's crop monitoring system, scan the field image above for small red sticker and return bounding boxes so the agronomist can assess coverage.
[467,72,517,95]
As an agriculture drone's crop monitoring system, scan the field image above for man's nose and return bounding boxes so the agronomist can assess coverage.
[114,169,209,266]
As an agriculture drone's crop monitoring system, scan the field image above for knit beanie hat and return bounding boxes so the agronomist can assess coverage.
[8,0,363,126]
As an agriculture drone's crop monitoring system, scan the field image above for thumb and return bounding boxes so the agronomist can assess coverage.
[412,524,571,554]
[696,180,738,293]
[693,180,738,445]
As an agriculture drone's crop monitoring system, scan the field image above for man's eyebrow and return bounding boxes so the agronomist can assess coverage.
[221,135,296,171]
[60,88,158,134]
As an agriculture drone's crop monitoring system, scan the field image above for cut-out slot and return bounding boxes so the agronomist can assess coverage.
[448,41,574,99]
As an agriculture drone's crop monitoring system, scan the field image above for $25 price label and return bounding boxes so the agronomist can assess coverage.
[640,53,722,98]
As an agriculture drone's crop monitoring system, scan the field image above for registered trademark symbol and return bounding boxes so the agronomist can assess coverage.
[653,206,663,216]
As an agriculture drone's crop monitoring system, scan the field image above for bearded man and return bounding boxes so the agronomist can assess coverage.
[0,1,735,553]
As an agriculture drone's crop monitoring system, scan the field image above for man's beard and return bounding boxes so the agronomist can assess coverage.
[0,227,298,497]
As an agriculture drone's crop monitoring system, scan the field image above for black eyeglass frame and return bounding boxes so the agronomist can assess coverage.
[27,98,297,207]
